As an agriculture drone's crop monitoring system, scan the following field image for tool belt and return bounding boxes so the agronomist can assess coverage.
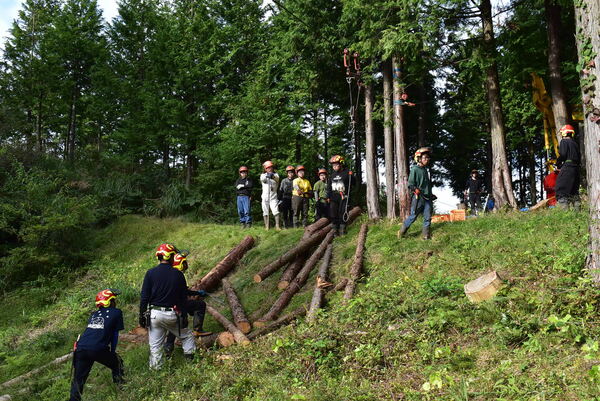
[564,160,579,166]
[150,305,174,312]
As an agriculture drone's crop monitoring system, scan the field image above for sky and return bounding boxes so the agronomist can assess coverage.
[0,0,462,212]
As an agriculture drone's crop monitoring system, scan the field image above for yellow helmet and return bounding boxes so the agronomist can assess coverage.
[172,250,190,272]
[559,124,575,137]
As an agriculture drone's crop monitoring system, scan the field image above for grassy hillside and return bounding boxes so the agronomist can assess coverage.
[1,209,596,400]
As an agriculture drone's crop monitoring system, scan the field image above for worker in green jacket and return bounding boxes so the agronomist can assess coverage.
[398,147,435,240]
[313,168,329,220]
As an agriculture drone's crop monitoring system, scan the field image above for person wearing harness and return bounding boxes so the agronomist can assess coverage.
[139,243,196,369]
[398,147,435,240]
[69,289,124,401]
[327,155,355,236]
[235,166,253,228]
[292,165,312,228]
[278,166,296,228]
[554,125,581,209]
[543,160,559,207]
[163,251,212,358]
[260,160,281,230]
[465,169,484,216]
[313,168,330,220]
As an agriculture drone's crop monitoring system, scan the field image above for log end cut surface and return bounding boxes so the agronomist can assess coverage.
[217,332,236,347]
[277,281,289,290]
[253,274,262,283]
[253,320,267,329]
[237,321,252,334]
[464,271,503,303]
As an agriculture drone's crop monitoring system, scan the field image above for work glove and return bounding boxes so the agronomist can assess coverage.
[196,290,208,297]
[414,188,421,196]
[139,313,147,329]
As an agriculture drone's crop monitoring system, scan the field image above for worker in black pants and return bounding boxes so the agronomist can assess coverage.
[327,155,355,236]
[465,169,484,215]
[69,289,124,401]
[555,124,581,209]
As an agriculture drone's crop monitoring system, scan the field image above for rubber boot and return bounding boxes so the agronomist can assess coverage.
[275,214,282,231]
[422,226,431,240]
[397,224,409,239]
[192,311,212,337]
[241,222,246,229]
[264,215,270,230]
[339,224,347,236]
[330,223,339,237]
[163,338,174,359]
[247,221,252,228]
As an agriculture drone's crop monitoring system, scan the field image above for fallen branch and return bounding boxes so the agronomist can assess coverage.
[254,230,335,326]
[343,223,369,300]
[206,304,251,346]
[253,225,331,283]
[191,235,255,292]
[248,306,307,340]
[1,353,72,389]
[222,279,251,334]
[306,243,334,322]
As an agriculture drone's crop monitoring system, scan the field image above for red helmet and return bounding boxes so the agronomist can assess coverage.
[172,250,189,272]
[329,155,345,164]
[559,124,575,137]
[296,165,305,172]
[239,166,248,173]
[156,243,178,261]
[285,165,295,172]
[262,160,274,170]
[318,168,327,175]
[414,147,432,163]
[95,289,118,308]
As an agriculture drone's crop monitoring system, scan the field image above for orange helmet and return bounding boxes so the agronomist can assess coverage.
[414,147,432,163]
[172,250,189,272]
[285,165,295,172]
[156,243,178,261]
[296,165,305,172]
[262,160,274,170]
[559,124,575,137]
[95,289,118,308]
[318,168,327,175]
[239,166,248,173]
[329,155,345,164]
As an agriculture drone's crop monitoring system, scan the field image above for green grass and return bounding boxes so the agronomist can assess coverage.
[1,209,597,400]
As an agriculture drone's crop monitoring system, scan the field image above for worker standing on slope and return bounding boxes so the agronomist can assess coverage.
[543,160,559,207]
[163,251,212,358]
[465,169,484,216]
[313,168,330,220]
[327,155,355,236]
[398,147,435,240]
[555,125,581,209]
[69,289,124,401]
[235,166,253,228]
[139,243,196,369]
[278,165,296,228]
[260,160,281,230]
[292,165,312,228]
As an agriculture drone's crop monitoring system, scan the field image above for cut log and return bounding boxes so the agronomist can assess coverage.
[464,271,503,303]
[305,217,330,235]
[344,223,369,300]
[255,230,335,326]
[222,279,251,334]
[278,255,307,290]
[248,306,308,341]
[306,243,334,322]
[345,206,363,226]
[191,235,255,292]
[1,353,72,389]
[206,304,251,346]
[217,332,236,347]
[253,225,331,283]
[333,278,349,292]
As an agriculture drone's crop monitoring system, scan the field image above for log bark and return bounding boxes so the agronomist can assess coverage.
[253,225,331,283]
[206,305,251,346]
[392,57,411,219]
[307,243,334,322]
[345,206,363,226]
[383,58,396,219]
[305,217,330,236]
[278,256,306,290]
[191,236,255,292]
[221,279,251,334]
[333,278,349,292]
[1,353,72,389]
[255,230,335,326]
[344,223,369,300]
[574,0,600,282]
[248,306,307,341]
[365,82,382,220]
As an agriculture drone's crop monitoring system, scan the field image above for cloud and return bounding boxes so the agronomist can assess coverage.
[0,0,21,49]
[97,0,119,23]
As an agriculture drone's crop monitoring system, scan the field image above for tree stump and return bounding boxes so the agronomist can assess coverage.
[464,271,503,302]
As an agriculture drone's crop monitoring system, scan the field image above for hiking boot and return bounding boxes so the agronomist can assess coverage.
[339,224,347,236]
[422,226,431,240]
[397,225,409,239]
[330,224,339,237]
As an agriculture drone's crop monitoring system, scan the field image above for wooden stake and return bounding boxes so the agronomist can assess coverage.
[306,243,333,322]
[343,223,369,300]
[222,279,251,334]
[206,304,251,346]
[191,235,255,292]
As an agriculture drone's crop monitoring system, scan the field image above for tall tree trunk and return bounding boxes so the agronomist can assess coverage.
[545,0,570,138]
[67,87,78,162]
[481,0,517,209]
[528,140,537,204]
[36,92,43,153]
[383,59,396,218]
[392,56,411,219]
[295,132,301,163]
[323,108,329,164]
[574,0,600,282]
[364,83,381,220]
[417,81,427,147]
